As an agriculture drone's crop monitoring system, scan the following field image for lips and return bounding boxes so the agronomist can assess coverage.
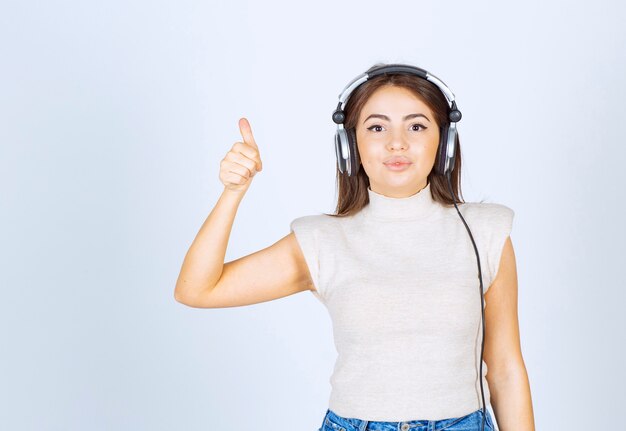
[384,156,412,165]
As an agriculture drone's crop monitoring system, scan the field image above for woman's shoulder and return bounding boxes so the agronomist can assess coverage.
[290,211,361,240]
[458,200,514,218]
[290,212,341,232]
[455,201,515,235]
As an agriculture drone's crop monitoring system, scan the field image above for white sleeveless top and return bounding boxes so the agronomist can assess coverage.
[290,181,514,421]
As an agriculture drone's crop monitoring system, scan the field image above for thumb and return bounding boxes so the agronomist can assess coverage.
[238,117,258,149]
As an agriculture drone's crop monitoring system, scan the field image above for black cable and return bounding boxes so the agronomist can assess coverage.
[444,171,487,431]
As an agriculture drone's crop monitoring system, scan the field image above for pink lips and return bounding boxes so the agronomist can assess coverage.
[384,156,412,171]
[384,156,412,165]
[384,162,412,171]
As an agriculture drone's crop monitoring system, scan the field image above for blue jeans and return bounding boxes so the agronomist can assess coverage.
[318,407,496,431]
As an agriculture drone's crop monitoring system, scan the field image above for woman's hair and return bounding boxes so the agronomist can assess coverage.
[325,63,466,218]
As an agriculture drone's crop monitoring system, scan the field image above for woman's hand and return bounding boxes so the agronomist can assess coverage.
[219,117,263,193]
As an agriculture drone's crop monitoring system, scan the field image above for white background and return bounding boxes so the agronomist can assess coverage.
[1,0,624,429]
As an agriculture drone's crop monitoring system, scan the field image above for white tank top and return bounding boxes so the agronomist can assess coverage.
[290,181,514,421]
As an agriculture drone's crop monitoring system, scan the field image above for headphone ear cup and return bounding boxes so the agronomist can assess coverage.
[347,128,360,176]
[435,125,450,175]
[334,129,348,174]
[446,127,457,175]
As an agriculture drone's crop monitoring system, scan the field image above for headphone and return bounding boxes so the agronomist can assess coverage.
[332,64,489,431]
[332,63,462,178]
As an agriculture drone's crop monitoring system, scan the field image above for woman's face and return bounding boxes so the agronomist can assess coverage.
[355,85,440,198]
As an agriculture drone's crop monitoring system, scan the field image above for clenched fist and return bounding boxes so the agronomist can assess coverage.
[219,117,263,193]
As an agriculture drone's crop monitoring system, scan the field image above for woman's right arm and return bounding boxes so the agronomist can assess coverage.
[173,186,245,305]
[174,118,314,308]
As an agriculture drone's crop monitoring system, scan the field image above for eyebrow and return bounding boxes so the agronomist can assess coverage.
[363,113,431,123]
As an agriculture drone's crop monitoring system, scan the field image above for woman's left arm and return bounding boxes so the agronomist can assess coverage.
[483,236,536,431]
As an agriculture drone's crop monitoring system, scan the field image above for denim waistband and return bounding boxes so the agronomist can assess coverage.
[320,407,494,431]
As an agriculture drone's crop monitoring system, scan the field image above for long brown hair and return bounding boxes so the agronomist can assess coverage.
[325,63,465,218]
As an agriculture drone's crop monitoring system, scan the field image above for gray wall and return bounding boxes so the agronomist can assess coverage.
[1,0,624,429]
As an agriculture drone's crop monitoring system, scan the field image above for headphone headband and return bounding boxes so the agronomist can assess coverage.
[334,63,457,121]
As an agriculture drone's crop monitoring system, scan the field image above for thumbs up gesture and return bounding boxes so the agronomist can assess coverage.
[219,117,264,193]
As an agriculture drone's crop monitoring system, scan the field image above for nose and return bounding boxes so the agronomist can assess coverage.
[386,134,408,151]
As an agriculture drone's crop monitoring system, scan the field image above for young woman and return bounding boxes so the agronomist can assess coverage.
[174,63,535,431]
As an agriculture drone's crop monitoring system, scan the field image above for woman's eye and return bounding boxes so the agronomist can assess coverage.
[366,124,427,132]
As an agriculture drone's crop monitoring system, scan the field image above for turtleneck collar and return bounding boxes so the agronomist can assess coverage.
[363,181,437,221]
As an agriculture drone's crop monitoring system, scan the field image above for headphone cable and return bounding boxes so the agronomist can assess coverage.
[445,171,487,431]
